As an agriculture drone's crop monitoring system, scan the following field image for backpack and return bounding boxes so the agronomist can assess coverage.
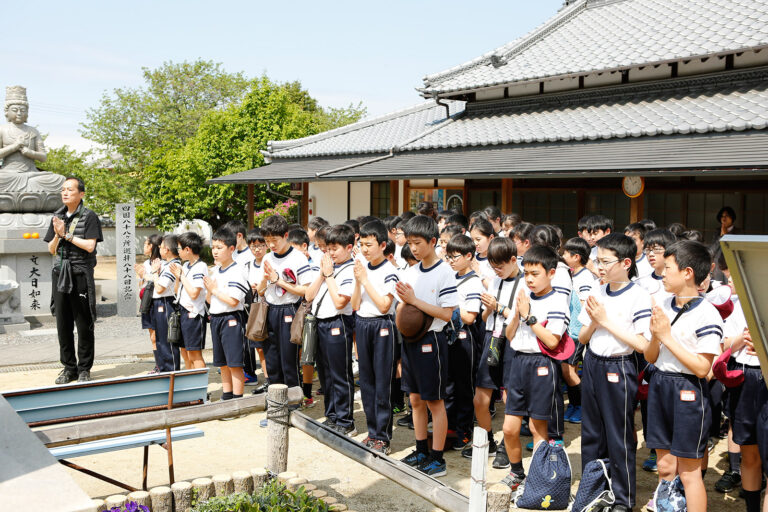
[653,477,686,512]
[515,441,572,510]
[571,459,615,512]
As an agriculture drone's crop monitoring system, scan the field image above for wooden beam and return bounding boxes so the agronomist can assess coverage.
[403,180,411,214]
[301,183,309,227]
[247,185,255,229]
[36,387,303,448]
[630,194,644,223]
[290,412,469,512]
[501,178,514,213]
[389,180,399,217]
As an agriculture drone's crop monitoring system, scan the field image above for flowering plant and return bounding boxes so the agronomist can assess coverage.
[109,502,149,512]
[253,200,298,226]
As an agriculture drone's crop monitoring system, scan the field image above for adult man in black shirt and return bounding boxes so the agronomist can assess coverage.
[44,176,103,384]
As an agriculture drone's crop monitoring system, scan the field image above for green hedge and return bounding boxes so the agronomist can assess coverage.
[191,479,330,512]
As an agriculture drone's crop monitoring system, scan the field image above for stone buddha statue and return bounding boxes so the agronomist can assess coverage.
[0,86,64,213]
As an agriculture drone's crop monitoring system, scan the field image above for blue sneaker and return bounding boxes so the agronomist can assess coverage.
[564,404,575,422]
[418,456,447,477]
[520,421,532,437]
[244,372,259,384]
[569,405,582,424]
[526,440,534,451]
[643,450,658,472]
[401,450,428,467]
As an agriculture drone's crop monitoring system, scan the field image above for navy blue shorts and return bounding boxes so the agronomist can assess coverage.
[210,312,245,368]
[646,370,710,459]
[180,309,206,351]
[141,311,154,330]
[475,331,503,390]
[401,331,448,401]
[505,351,559,420]
[565,342,585,367]
[729,364,768,446]
[756,401,768,476]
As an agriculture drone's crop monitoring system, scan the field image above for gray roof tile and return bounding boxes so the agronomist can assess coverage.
[267,101,463,158]
[405,69,768,150]
[420,0,768,96]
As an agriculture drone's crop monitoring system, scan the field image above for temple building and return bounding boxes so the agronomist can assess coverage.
[209,0,768,240]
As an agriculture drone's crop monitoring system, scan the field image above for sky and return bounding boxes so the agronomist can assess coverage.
[6,0,564,152]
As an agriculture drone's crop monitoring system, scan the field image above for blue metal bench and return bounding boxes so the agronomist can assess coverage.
[3,368,209,492]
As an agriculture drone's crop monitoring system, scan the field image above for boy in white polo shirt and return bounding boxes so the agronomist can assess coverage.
[646,240,723,512]
[170,232,208,369]
[204,228,249,400]
[256,215,312,389]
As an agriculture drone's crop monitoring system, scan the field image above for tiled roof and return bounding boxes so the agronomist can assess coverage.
[266,101,463,158]
[406,68,768,150]
[420,0,768,96]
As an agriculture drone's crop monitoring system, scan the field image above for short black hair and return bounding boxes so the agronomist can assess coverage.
[246,228,264,245]
[445,234,476,258]
[403,214,439,243]
[287,228,309,247]
[400,211,416,221]
[667,222,686,239]
[487,237,517,266]
[640,219,657,232]
[222,220,247,238]
[65,175,86,192]
[530,224,561,252]
[326,224,356,246]
[315,225,330,243]
[307,216,329,231]
[468,210,488,225]
[384,216,402,232]
[716,206,737,224]
[681,230,703,243]
[178,232,203,255]
[469,218,495,238]
[483,206,502,223]
[212,227,237,248]
[643,229,676,250]
[596,233,638,279]
[344,219,360,234]
[523,244,559,272]
[436,210,452,222]
[360,220,388,245]
[586,214,614,233]
[511,221,534,242]
[502,213,521,228]
[577,215,592,233]
[357,215,377,227]
[624,222,647,239]
[161,234,179,257]
[665,240,712,286]
[446,213,469,229]
[440,224,464,239]
[417,201,435,218]
[384,239,395,257]
[400,243,416,263]
[260,215,289,237]
[563,237,590,265]
[287,223,302,232]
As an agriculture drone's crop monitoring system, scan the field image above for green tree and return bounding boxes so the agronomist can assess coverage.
[141,76,365,229]
[81,60,249,169]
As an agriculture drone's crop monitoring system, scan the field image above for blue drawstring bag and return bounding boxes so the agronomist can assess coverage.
[571,458,614,512]
[653,476,686,512]
[515,441,572,510]
[568,287,582,343]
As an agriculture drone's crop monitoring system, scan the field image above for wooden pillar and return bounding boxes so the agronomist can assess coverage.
[247,184,255,229]
[462,180,469,215]
[267,384,289,474]
[501,178,514,213]
[389,180,399,217]
[630,193,644,223]
[403,180,411,214]
[301,182,309,227]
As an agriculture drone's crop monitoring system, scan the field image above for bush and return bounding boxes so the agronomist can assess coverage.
[191,479,329,512]
[253,200,298,227]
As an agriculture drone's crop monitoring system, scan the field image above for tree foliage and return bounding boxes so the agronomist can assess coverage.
[140,76,365,229]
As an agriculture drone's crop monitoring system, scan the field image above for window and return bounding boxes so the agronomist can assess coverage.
[371,181,391,218]
[512,190,579,238]
[585,192,630,234]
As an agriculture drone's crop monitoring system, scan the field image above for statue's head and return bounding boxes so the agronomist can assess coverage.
[5,86,28,124]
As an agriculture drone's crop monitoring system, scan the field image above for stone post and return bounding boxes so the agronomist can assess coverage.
[267,384,289,474]
[115,203,136,317]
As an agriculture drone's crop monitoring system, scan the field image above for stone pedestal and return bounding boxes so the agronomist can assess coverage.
[0,225,54,332]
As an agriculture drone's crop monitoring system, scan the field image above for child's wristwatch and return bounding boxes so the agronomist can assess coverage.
[525,315,537,326]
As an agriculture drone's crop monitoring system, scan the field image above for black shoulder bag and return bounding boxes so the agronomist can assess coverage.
[166,259,184,345]
[300,264,352,365]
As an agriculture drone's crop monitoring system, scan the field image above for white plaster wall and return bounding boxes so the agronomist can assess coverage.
[735,49,768,68]
[308,181,349,224]
[544,76,579,93]
[629,65,670,82]
[476,88,506,101]
[349,181,371,219]
[584,72,622,87]
[679,57,725,77]
[507,82,539,97]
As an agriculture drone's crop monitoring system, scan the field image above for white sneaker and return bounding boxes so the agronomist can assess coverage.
[354,390,362,401]
[352,360,359,378]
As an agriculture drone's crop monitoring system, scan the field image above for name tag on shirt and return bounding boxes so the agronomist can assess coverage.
[188,312,196,319]
[458,331,467,340]
[158,306,164,313]
[680,390,696,402]
[606,372,619,383]
[331,327,341,336]
[228,319,238,327]
[284,315,293,323]
[537,366,549,377]
[421,344,433,353]
[380,328,389,337]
